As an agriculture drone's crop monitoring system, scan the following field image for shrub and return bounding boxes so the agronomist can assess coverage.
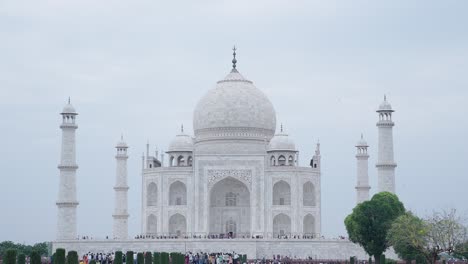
[126,251,134,264]
[4,249,18,264]
[55,249,66,264]
[90,260,96,264]
[30,251,41,264]
[380,254,386,264]
[18,253,26,264]
[137,253,144,264]
[160,252,169,264]
[153,252,160,264]
[170,253,183,264]
[350,257,355,264]
[145,252,152,264]
[115,251,123,264]
[66,251,78,264]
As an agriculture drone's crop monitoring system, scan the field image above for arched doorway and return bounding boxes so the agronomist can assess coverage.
[273,180,291,205]
[273,213,291,238]
[303,214,315,237]
[209,177,250,237]
[147,182,157,206]
[303,182,316,206]
[169,181,187,205]
[169,213,186,237]
[147,214,157,235]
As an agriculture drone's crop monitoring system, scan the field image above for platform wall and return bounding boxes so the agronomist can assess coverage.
[52,239,398,260]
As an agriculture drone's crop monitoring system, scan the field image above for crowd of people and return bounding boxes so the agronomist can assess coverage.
[132,234,327,240]
[77,251,245,264]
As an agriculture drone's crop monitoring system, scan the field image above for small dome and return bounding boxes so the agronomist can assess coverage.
[193,69,276,142]
[356,134,368,147]
[168,132,193,152]
[62,103,77,114]
[268,129,296,151]
[378,95,393,111]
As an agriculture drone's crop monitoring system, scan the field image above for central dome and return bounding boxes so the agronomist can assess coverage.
[193,69,276,142]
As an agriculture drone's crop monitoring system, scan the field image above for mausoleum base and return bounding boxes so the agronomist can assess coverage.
[52,239,397,260]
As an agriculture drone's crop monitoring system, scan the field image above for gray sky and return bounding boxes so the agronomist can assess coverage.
[1,1,467,243]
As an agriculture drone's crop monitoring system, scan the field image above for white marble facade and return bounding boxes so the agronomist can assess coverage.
[141,64,321,239]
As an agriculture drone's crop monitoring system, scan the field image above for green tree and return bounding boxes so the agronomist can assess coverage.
[18,253,26,264]
[55,248,66,264]
[0,242,49,257]
[344,192,405,264]
[389,209,467,264]
[388,212,429,262]
[153,252,160,264]
[126,251,134,264]
[160,252,169,264]
[144,252,152,264]
[115,251,123,264]
[30,251,41,264]
[137,253,144,264]
[66,251,78,264]
[4,249,17,264]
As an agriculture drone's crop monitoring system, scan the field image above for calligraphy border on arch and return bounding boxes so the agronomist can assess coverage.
[207,169,252,191]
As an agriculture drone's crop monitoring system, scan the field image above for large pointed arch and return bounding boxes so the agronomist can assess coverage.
[168,213,186,237]
[209,177,250,237]
[169,181,187,205]
[303,181,316,206]
[147,214,157,235]
[303,214,315,236]
[273,213,291,238]
[147,182,157,206]
[273,180,291,205]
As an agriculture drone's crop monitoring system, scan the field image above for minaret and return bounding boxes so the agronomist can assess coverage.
[376,95,397,193]
[56,98,79,240]
[355,134,370,204]
[113,135,129,239]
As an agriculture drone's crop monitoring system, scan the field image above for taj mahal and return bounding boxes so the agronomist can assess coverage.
[53,49,398,259]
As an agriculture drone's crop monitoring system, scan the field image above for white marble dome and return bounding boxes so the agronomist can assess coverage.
[62,103,77,114]
[168,132,193,152]
[193,69,276,141]
[268,131,296,151]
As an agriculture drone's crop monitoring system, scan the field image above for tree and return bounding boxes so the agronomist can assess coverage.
[144,252,152,264]
[388,212,428,262]
[18,253,26,264]
[30,251,41,264]
[388,209,468,264]
[66,251,78,264]
[55,248,66,264]
[153,252,160,264]
[345,192,405,264]
[160,252,169,264]
[0,241,49,257]
[126,251,134,264]
[137,252,144,264]
[115,251,123,264]
[4,249,17,264]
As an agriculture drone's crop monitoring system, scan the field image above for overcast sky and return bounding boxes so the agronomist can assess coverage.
[1,0,467,244]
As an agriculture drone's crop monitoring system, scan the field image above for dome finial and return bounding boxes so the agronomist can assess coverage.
[384,94,387,101]
[121,133,123,141]
[68,97,71,104]
[361,133,363,140]
[280,123,283,133]
[181,124,184,133]
[232,46,237,70]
